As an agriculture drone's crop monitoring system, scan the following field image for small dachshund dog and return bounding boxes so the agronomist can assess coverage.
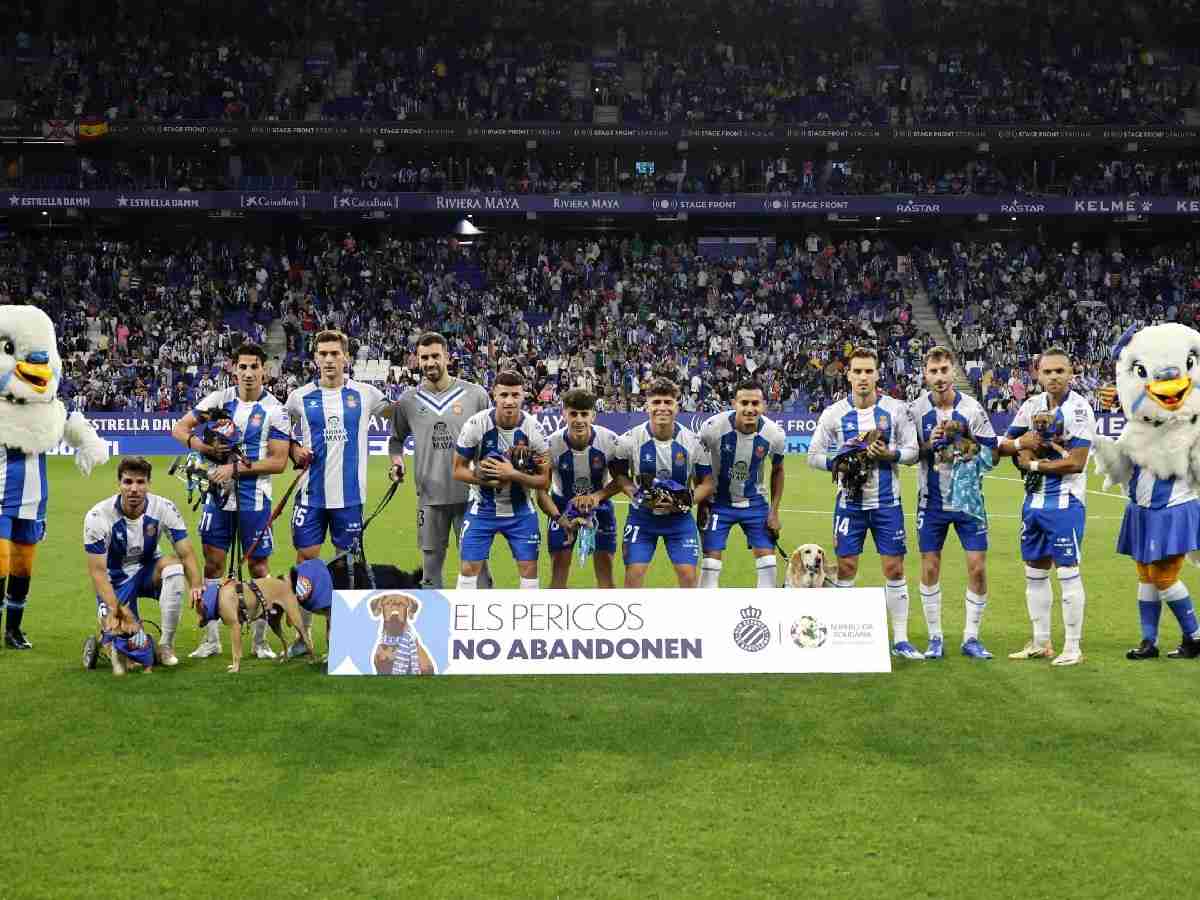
[785,543,839,588]
[369,592,435,675]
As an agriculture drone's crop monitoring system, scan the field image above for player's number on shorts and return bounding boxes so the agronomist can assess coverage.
[418,508,425,528]
[623,524,640,544]
[706,513,719,532]
[915,512,924,531]
[292,505,306,528]
[835,516,850,536]
[199,511,212,533]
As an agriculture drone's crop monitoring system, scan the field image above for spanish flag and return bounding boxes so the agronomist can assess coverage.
[78,117,109,140]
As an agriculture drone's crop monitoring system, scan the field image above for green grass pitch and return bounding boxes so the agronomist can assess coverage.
[3,456,1198,898]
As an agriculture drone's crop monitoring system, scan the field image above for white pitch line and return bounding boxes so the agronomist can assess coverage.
[984,473,1128,501]
[609,497,1127,521]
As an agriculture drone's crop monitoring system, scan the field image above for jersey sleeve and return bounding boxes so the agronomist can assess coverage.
[162,500,190,544]
[83,508,108,555]
[527,416,550,454]
[456,413,484,459]
[389,395,411,455]
[969,403,997,447]
[191,389,221,419]
[267,404,291,442]
[894,403,919,466]
[1065,399,1095,449]
[1006,401,1031,439]
[284,389,303,431]
[692,432,713,478]
[768,423,787,463]
[807,408,839,471]
[367,383,389,415]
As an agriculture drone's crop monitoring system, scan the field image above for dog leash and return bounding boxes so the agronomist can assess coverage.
[240,464,307,564]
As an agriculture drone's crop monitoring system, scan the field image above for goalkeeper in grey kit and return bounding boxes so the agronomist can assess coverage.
[388,333,492,587]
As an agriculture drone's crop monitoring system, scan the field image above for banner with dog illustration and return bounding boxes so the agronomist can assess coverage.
[327,589,891,675]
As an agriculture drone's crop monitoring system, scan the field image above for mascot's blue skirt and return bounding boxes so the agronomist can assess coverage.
[1117,500,1200,563]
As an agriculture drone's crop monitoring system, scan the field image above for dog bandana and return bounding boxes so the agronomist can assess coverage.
[564,497,599,568]
[102,629,157,668]
[949,446,992,523]
[380,631,420,675]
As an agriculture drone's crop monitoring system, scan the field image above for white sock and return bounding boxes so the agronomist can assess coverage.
[204,578,221,644]
[920,581,942,639]
[1025,565,1053,644]
[519,577,539,590]
[158,565,185,648]
[456,574,478,590]
[884,578,910,645]
[964,589,987,641]
[834,578,855,589]
[754,556,777,589]
[1057,566,1085,652]
[699,558,723,589]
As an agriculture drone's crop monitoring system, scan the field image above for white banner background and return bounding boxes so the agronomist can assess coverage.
[328,588,891,675]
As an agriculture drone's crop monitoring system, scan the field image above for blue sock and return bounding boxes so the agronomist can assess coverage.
[1139,601,1162,642]
[1166,599,1200,640]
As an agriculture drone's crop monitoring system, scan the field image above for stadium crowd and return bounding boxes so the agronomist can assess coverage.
[4,0,1193,128]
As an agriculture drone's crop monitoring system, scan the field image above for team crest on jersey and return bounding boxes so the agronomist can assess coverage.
[295,576,312,601]
[145,523,157,537]
[755,445,766,457]
[250,414,263,426]
[346,395,358,408]
[674,451,685,465]
[591,456,605,469]
[876,414,890,431]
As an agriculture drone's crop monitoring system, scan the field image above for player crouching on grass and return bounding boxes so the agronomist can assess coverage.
[192,559,325,673]
[84,457,204,669]
[536,389,624,589]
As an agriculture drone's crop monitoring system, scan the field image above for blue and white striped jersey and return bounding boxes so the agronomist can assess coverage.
[1005,390,1094,510]
[456,410,549,517]
[83,493,189,588]
[194,388,290,512]
[617,421,712,515]
[547,424,620,501]
[1126,467,1196,509]
[808,395,919,511]
[909,391,997,512]
[0,447,48,521]
[698,412,786,508]
[286,379,389,510]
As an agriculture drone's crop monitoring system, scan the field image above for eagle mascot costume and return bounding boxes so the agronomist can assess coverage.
[1091,323,1200,660]
[0,305,110,649]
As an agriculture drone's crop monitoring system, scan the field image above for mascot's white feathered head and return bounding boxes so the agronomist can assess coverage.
[0,305,62,404]
[1113,323,1200,429]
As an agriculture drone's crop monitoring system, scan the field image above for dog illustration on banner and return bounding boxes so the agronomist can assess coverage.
[368,592,435,675]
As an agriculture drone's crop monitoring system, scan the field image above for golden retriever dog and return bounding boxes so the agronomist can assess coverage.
[369,593,435,676]
[785,543,838,588]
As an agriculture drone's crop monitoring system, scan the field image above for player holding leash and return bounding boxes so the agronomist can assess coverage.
[997,347,1095,667]
[388,332,492,588]
[284,330,391,656]
[696,380,787,589]
[170,343,291,659]
[613,377,714,589]
[909,346,997,659]
[536,389,623,589]
[808,347,920,659]
[452,371,551,589]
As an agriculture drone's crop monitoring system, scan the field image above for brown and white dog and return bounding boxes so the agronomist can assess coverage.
[192,577,318,673]
[369,593,434,675]
[785,543,838,588]
[101,602,162,676]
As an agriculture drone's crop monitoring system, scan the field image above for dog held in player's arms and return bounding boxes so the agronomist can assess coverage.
[1091,323,1200,659]
[0,305,109,649]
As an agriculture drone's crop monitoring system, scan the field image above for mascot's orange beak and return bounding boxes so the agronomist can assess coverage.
[14,362,51,392]
[1147,377,1193,411]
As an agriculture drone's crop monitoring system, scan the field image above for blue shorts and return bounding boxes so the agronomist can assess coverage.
[917,505,988,553]
[622,507,700,567]
[291,503,363,551]
[0,515,45,545]
[547,496,618,554]
[96,561,161,621]
[699,502,774,553]
[200,503,274,559]
[460,510,540,562]
[1117,500,1200,564]
[834,504,907,558]
[1020,500,1086,566]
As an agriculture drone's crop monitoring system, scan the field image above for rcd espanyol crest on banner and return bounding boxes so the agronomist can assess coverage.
[733,605,770,652]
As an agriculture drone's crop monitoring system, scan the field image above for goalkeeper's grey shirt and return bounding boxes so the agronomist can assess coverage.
[389,378,492,506]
